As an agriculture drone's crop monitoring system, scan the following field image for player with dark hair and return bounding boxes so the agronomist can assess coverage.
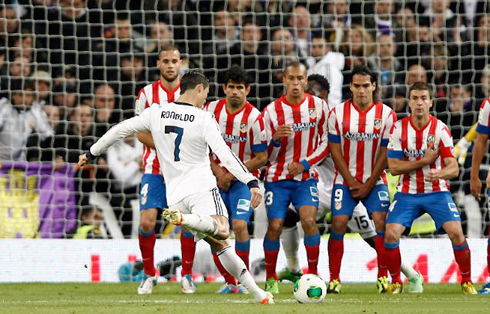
[262,62,329,294]
[327,66,396,294]
[385,82,476,295]
[133,44,182,295]
[79,70,274,304]
[180,65,267,294]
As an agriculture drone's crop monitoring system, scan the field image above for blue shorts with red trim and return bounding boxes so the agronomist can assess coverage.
[139,174,167,210]
[386,191,460,234]
[264,179,319,220]
[331,184,390,217]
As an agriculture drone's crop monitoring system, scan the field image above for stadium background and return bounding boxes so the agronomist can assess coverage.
[0,0,489,283]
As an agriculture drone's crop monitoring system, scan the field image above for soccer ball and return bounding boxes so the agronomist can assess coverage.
[293,274,327,303]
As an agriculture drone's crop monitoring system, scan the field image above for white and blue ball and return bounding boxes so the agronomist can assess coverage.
[293,274,327,303]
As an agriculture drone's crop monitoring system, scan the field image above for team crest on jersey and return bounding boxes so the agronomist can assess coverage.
[308,108,317,119]
[240,123,248,133]
[135,99,142,115]
[373,119,382,130]
[427,135,435,146]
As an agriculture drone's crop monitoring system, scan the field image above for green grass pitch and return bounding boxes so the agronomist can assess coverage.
[0,283,488,313]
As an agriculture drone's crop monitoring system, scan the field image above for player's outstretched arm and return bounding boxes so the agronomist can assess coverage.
[388,147,440,176]
[470,133,489,200]
[90,110,152,159]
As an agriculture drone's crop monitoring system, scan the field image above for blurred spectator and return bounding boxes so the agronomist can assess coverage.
[403,25,433,68]
[0,79,53,161]
[423,0,462,49]
[427,43,452,99]
[261,0,293,30]
[394,7,416,44]
[366,0,395,38]
[31,70,52,106]
[73,206,107,239]
[9,55,31,78]
[473,14,490,74]
[288,5,312,58]
[324,0,351,51]
[368,34,403,100]
[52,82,78,121]
[450,0,488,30]
[226,0,265,26]
[269,28,301,98]
[107,135,143,237]
[229,19,270,108]
[146,21,173,79]
[475,64,490,102]
[0,5,20,42]
[26,104,63,162]
[93,84,119,137]
[406,64,428,86]
[211,9,239,53]
[118,53,147,118]
[60,104,97,163]
[307,33,344,105]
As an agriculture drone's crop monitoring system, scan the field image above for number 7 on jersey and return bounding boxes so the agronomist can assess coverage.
[165,125,184,161]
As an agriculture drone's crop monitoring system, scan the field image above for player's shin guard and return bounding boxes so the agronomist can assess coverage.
[375,232,388,278]
[263,236,280,280]
[304,232,321,275]
[236,240,250,270]
[212,249,236,285]
[180,230,196,276]
[217,246,267,302]
[453,240,472,283]
[138,228,156,276]
[328,232,344,281]
[385,241,402,284]
[281,226,300,273]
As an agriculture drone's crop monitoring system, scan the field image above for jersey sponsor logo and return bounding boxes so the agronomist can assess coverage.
[343,132,382,141]
[374,119,382,130]
[291,121,318,132]
[161,110,195,122]
[403,148,426,158]
[240,123,248,133]
[222,133,247,143]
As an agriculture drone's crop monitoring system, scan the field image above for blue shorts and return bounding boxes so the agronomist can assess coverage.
[139,174,167,210]
[386,192,460,234]
[331,184,390,217]
[220,181,253,222]
[264,179,319,220]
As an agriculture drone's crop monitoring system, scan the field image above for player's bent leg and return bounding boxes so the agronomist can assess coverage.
[384,223,405,293]
[181,226,197,294]
[443,221,476,294]
[205,237,274,304]
[232,219,250,269]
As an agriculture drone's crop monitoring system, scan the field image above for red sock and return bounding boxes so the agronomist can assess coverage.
[328,233,344,281]
[385,243,402,284]
[236,250,250,271]
[375,234,388,278]
[305,245,320,275]
[180,231,196,276]
[138,230,156,276]
[264,249,279,280]
[212,251,236,285]
[453,240,472,283]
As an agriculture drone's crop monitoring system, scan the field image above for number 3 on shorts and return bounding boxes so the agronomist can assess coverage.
[265,191,273,206]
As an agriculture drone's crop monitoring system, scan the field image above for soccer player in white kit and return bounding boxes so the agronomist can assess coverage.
[78,71,274,304]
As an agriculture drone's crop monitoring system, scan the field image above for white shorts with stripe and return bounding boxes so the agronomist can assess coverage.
[171,188,228,219]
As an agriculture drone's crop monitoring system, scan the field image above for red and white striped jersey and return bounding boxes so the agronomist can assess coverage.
[476,97,490,135]
[328,100,396,186]
[135,81,181,174]
[204,99,267,177]
[387,115,455,194]
[263,94,329,182]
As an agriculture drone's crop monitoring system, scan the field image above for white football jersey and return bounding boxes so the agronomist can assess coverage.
[90,101,256,205]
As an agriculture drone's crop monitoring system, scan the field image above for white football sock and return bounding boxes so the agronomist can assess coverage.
[182,214,218,236]
[217,246,266,302]
[281,225,301,273]
[401,260,419,279]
